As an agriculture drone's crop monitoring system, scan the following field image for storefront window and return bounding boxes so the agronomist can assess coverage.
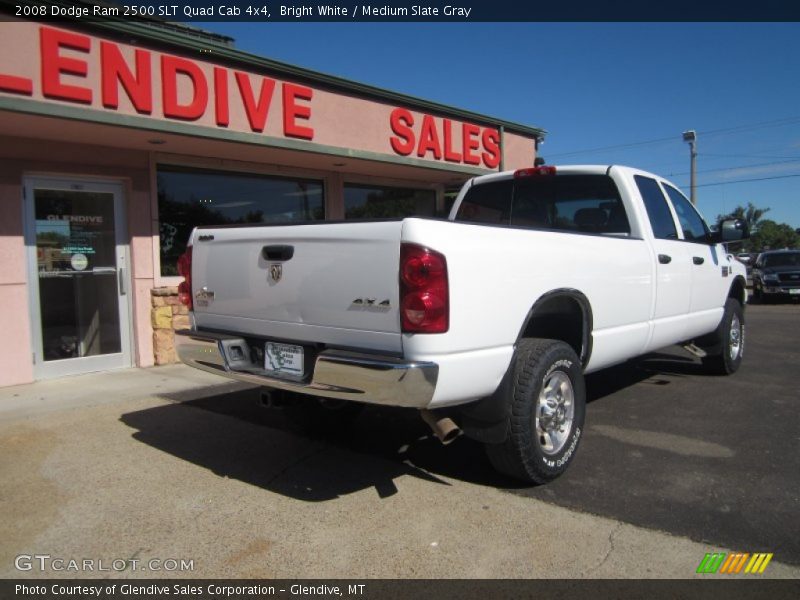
[157,166,324,276]
[343,184,436,220]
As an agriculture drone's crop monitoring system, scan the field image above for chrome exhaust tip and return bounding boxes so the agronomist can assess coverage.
[420,409,462,445]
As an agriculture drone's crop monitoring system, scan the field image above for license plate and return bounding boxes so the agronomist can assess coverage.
[790,289,800,295]
[264,342,304,376]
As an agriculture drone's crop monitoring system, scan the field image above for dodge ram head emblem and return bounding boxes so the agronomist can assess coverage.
[269,264,282,283]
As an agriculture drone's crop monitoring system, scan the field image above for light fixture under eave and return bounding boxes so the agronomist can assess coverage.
[332,162,346,167]
[148,139,166,145]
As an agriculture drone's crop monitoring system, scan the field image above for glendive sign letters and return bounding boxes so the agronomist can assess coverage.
[389,108,501,168]
[0,25,502,169]
[0,26,314,139]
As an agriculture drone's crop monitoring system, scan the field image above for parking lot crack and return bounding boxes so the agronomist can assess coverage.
[582,522,623,577]
[263,443,327,487]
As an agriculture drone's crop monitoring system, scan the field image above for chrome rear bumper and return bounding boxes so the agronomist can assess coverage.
[174,329,437,408]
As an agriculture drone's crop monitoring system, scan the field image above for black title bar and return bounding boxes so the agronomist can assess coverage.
[4,0,800,22]
[3,579,800,600]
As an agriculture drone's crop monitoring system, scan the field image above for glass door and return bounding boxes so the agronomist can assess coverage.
[24,178,132,379]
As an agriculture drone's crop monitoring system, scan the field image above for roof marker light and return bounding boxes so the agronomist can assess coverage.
[514,166,557,178]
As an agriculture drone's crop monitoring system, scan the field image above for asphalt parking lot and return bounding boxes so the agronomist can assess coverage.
[1,301,798,578]
[520,300,800,563]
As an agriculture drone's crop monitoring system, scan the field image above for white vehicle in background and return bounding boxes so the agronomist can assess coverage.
[175,165,749,484]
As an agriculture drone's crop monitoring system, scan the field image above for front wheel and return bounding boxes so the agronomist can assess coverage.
[485,339,586,484]
[701,298,745,375]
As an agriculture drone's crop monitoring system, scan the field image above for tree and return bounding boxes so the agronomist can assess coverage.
[716,202,770,234]
[716,202,800,251]
[749,220,800,252]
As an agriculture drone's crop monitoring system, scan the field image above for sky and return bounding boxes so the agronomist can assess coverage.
[196,22,800,229]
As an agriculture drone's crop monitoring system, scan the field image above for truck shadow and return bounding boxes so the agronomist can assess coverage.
[120,385,495,501]
[119,350,702,500]
[587,350,703,397]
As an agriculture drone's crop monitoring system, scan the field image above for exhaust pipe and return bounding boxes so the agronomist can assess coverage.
[259,389,291,409]
[259,389,275,408]
[420,409,462,445]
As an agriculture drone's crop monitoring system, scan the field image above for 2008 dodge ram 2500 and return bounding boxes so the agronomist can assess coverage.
[175,165,749,484]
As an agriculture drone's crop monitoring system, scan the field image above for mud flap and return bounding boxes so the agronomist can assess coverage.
[454,352,516,444]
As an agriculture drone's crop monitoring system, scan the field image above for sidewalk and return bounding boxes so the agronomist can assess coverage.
[0,364,247,421]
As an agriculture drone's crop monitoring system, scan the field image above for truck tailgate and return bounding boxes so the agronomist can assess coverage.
[190,221,403,353]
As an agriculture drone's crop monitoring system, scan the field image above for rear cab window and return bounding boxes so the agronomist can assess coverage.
[455,174,631,236]
[456,180,512,225]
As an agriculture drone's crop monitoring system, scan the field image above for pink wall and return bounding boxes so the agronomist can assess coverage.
[503,132,537,171]
[0,162,34,385]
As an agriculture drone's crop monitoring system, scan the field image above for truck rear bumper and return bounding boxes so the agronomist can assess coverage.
[175,329,437,408]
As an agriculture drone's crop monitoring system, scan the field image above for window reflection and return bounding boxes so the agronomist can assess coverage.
[344,184,435,220]
[157,166,324,275]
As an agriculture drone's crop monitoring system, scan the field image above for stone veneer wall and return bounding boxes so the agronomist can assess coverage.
[151,287,190,365]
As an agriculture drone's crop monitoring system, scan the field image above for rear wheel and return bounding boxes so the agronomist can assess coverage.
[485,339,586,484]
[701,298,745,375]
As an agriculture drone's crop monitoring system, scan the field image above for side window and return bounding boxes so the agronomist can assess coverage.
[662,184,710,242]
[635,175,678,240]
[455,181,512,225]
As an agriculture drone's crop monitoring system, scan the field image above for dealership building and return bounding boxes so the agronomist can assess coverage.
[0,12,543,387]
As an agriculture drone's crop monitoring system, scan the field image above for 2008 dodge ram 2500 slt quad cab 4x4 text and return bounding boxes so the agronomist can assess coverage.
[175,165,749,484]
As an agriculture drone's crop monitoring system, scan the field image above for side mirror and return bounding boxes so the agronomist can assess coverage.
[717,218,749,243]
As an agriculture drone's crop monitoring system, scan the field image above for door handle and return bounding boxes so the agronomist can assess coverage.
[118,267,126,296]
[262,245,294,261]
[693,256,705,265]
[658,254,672,264]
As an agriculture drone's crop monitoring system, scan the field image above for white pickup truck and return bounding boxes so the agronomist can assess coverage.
[175,165,749,484]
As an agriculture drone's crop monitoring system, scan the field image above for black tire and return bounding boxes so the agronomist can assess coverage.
[753,284,763,303]
[700,298,745,375]
[485,339,586,484]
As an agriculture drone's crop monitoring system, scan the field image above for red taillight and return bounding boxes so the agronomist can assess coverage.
[177,246,192,310]
[400,243,448,334]
[514,166,557,178]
